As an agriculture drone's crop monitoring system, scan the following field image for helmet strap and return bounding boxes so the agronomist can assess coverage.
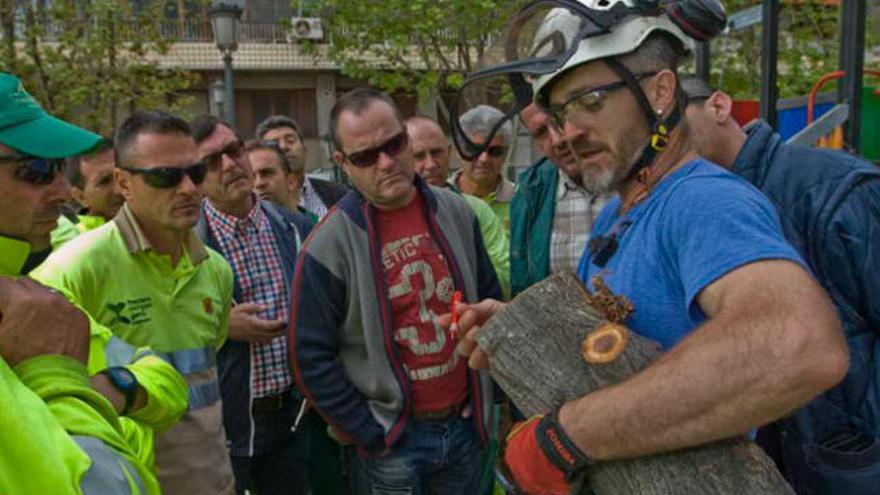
[604,58,680,182]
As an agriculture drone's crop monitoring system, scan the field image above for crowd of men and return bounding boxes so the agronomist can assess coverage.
[0,0,878,494]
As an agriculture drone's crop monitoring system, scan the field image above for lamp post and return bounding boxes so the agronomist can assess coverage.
[209,79,226,118]
[209,2,242,128]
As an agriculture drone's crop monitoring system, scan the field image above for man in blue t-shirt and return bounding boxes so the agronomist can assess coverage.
[447,4,849,495]
[576,158,806,350]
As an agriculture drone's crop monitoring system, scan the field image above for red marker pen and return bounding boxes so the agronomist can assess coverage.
[450,290,462,339]
[451,291,462,324]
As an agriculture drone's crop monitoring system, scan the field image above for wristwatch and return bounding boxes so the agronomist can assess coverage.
[100,366,139,415]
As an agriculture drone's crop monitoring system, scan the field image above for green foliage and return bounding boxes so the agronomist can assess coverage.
[311,0,878,103]
[0,0,198,136]
[709,0,878,100]
[308,0,529,104]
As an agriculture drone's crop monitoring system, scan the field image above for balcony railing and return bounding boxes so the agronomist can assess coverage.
[121,20,292,43]
[5,19,291,44]
[5,18,488,46]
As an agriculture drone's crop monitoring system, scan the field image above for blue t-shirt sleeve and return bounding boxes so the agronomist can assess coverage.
[659,174,805,318]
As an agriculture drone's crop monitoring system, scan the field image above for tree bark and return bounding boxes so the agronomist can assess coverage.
[475,272,794,495]
[176,0,185,38]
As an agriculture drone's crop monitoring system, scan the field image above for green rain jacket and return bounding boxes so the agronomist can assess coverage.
[509,158,558,296]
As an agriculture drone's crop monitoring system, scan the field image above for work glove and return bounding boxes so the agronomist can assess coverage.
[503,411,591,495]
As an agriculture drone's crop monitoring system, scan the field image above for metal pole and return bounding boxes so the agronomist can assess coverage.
[223,51,235,128]
[759,0,779,128]
[838,0,865,151]
[695,42,711,83]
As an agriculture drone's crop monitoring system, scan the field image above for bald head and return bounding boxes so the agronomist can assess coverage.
[405,116,451,187]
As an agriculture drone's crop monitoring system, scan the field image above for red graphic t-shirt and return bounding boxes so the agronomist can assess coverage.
[375,192,468,413]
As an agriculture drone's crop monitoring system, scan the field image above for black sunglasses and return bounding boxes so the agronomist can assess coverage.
[482,145,507,158]
[203,140,246,170]
[121,162,207,189]
[0,152,65,185]
[342,132,409,168]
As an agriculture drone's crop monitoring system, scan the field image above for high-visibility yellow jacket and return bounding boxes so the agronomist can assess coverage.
[50,214,109,250]
[32,204,235,494]
[3,234,186,494]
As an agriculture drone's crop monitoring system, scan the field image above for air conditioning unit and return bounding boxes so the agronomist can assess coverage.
[288,17,324,42]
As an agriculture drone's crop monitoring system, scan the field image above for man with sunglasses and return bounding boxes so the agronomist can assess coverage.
[405,115,511,300]
[290,87,502,494]
[0,74,186,494]
[255,115,349,219]
[33,110,237,495]
[190,115,314,495]
[448,2,849,494]
[450,105,517,231]
[509,103,611,297]
[683,77,880,493]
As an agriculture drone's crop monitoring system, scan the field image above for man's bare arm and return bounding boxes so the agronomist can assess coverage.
[451,261,848,458]
[557,259,848,460]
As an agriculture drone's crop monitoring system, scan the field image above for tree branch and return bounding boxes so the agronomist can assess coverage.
[23,1,55,111]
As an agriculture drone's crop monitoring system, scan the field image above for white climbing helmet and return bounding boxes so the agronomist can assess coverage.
[525,0,695,106]
[450,0,726,160]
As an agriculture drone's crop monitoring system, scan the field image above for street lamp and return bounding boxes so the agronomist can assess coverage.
[209,79,226,118]
[209,2,242,128]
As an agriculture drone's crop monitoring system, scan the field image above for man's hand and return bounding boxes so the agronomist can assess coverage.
[504,412,590,495]
[436,298,505,369]
[0,277,90,367]
[228,303,285,343]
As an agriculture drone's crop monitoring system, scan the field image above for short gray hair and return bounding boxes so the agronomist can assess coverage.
[459,105,512,145]
[680,76,715,105]
[618,32,689,75]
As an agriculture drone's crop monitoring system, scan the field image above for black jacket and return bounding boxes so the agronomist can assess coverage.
[309,177,349,210]
[737,121,880,493]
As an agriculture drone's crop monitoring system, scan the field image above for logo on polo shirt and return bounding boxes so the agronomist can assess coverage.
[203,297,214,315]
[106,297,153,326]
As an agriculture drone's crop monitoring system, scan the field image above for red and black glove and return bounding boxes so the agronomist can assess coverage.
[504,411,591,495]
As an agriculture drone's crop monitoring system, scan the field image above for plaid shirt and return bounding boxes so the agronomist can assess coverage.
[204,200,292,398]
[300,178,328,219]
[549,171,611,275]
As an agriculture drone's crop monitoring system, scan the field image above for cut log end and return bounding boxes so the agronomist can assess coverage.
[582,323,629,364]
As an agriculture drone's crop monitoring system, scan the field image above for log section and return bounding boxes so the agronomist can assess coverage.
[475,272,793,495]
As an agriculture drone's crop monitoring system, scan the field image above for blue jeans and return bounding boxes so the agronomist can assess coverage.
[231,400,310,495]
[349,416,482,495]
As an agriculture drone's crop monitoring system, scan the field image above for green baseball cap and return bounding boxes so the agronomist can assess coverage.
[0,73,102,159]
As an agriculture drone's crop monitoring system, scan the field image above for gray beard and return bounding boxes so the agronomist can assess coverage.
[580,166,617,195]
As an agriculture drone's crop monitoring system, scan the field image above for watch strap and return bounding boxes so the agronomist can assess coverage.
[100,367,137,415]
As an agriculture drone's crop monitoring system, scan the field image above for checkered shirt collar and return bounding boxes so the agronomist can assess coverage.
[556,169,587,200]
[204,197,266,237]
